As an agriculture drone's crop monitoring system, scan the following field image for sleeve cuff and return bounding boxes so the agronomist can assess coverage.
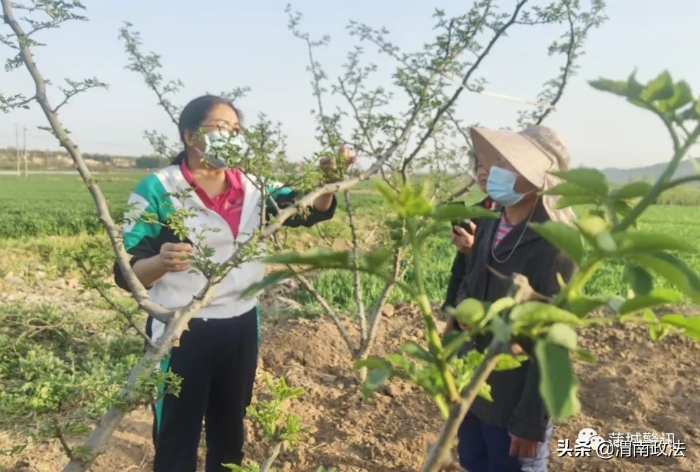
[508,414,547,442]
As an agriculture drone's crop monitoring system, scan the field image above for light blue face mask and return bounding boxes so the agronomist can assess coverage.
[486,166,525,207]
[199,130,248,169]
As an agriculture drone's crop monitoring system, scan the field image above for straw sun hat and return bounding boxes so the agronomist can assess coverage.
[469,125,577,226]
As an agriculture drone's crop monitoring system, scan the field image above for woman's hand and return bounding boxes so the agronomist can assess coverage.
[451,222,476,254]
[159,242,193,272]
[314,147,356,211]
[509,433,539,458]
[319,146,356,183]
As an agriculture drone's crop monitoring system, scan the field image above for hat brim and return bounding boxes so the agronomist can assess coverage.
[470,127,554,188]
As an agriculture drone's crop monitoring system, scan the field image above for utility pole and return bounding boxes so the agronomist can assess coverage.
[22,125,27,176]
[15,124,20,176]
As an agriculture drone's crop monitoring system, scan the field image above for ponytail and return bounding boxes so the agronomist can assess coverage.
[172,150,187,165]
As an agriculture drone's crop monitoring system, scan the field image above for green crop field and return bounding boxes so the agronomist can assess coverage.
[2,173,700,306]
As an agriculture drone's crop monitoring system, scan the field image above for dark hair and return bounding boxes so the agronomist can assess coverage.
[171,95,243,165]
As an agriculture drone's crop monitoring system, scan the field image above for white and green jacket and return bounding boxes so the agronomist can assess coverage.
[113,164,336,343]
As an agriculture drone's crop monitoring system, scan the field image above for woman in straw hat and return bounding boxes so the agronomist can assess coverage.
[451,125,577,472]
[442,156,501,318]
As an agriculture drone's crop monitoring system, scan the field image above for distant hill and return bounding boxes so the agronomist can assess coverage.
[600,158,700,184]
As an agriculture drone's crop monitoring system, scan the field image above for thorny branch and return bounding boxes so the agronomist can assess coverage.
[400,0,529,181]
[53,78,108,113]
[1,0,171,324]
[518,0,607,127]
[344,191,367,340]
[259,442,284,472]
[52,419,76,463]
[75,257,155,348]
[358,250,402,358]
[0,92,35,111]
[119,22,182,127]
[295,273,357,355]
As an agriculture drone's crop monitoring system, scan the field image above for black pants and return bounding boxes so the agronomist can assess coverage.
[148,308,259,472]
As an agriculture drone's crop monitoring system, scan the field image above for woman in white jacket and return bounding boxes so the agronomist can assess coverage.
[114,95,349,472]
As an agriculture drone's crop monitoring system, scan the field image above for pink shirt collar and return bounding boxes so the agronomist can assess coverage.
[179,159,242,191]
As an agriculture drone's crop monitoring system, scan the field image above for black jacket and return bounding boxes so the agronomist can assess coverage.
[442,197,500,311]
[454,202,575,442]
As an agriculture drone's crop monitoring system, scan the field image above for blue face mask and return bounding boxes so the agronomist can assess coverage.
[486,166,525,207]
[199,130,248,169]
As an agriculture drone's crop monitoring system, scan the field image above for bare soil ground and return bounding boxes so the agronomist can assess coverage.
[1,278,700,472]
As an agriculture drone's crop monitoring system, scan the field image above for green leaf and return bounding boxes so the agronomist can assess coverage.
[619,308,657,324]
[566,295,607,318]
[623,264,654,295]
[576,215,609,239]
[629,251,700,301]
[615,231,696,253]
[617,288,684,315]
[240,270,294,298]
[572,349,597,364]
[625,71,645,99]
[374,179,398,205]
[576,215,616,252]
[659,314,700,340]
[481,297,516,329]
[529,221,585,265]
[433,204,499,222]
[588,77,629,97]
[640,71,675,102]
[442,331,471,359]
[354,358,392,371]
[264,248,352,267]
[510,302,584,330]
[649,323,672,341]
[535,340,580,421]
[554,195,601,209]
[613,181,653,200]
[362,368,391,398]
[542,182,598,198]
[454,298,487,327]
[658,80,694,113]
[490,315,510,343]
[400,341,433,362]
[546,323,578,350]
[361,247,394,270]
[595,232,617,252]
[613,199,634,219]
[385,353,413,372]
[493,354,527,371]
[552,168,609,197]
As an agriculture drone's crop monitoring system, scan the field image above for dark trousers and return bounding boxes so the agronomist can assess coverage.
[458,412,552,472]
[148,308,259,472]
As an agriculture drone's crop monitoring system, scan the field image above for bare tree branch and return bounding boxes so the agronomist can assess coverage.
[295,273,357,355]
[0,91,35,111]
[1,0,172,324]
[518,0,607,127]
[74,259,156,349]
[53,78,108,113]
[119,22,182,127]
[344,191,367,341]
[358,250,401,356]
[401,0,530,180]
[259,442,284,472]
[52,419,76,463]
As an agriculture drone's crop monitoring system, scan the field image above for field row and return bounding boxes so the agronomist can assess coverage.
[3,173,700,304]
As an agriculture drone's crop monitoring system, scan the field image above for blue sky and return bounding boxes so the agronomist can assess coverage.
[1,0,699,170]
